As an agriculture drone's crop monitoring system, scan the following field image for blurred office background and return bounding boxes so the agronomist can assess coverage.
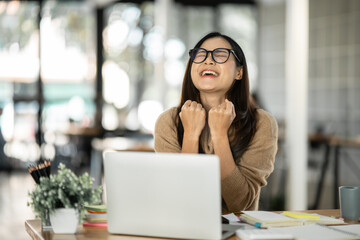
[0,0,359,239]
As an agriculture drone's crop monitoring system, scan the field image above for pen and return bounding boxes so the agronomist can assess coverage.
[239,216,263,228]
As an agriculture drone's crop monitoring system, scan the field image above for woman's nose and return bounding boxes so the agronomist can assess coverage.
[204,53,215,64]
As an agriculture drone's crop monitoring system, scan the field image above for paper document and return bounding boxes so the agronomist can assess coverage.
[236,228,294,239]
[274,224,358,240]
[236,224,359,240]
[332,225,360,236]
[222,213,257,229]
[222,213,240,223]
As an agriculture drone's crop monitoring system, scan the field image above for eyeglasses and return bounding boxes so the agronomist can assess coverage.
[189,48,241,64]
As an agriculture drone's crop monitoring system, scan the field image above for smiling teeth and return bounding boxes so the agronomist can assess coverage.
[202,71,218,76]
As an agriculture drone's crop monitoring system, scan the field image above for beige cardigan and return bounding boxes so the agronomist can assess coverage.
[154,107,278,213]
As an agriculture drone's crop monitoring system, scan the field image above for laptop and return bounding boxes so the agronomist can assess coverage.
[103,151,242,240]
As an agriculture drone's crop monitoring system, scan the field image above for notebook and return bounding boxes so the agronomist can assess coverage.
[103,151,243,240]
[239,211,345,228]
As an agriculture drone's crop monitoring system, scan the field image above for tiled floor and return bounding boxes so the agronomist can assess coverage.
[0,171,36,240]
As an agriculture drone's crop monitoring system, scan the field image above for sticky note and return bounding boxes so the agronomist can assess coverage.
[283,211,320,219]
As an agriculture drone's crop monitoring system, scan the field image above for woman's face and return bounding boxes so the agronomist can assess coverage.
[190,37,242,97]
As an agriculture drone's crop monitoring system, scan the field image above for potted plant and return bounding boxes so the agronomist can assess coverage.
[28,163,102,234]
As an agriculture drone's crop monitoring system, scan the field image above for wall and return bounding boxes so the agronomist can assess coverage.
[257,0,360,209]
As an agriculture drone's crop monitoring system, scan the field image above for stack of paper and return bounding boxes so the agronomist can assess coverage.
[239,211,345,228]
[83,205,107,228]
[239,211,301,228]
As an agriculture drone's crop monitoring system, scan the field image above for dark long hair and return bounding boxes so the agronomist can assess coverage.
[176,32,258,161]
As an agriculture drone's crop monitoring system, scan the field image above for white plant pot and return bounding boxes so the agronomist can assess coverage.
[50,208,79,234]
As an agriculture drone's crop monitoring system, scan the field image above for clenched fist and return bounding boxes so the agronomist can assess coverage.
[179,100,206,139]
[208,99,236,139]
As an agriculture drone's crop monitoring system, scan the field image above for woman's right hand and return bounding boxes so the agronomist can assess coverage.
[179,100,206,139]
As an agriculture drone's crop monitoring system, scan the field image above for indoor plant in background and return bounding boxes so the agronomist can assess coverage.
[28,163,102,234]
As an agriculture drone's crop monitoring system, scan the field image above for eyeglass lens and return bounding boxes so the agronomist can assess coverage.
[191,48,230,64]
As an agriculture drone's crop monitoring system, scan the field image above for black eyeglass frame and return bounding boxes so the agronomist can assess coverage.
[189,48,242,64]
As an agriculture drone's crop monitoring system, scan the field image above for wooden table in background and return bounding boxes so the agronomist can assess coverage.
[309,134,360,209]
[26,209,355,240]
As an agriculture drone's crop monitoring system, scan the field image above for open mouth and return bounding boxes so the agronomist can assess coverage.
[201,70,218,77]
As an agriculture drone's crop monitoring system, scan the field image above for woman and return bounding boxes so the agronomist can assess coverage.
[154,32,278,213]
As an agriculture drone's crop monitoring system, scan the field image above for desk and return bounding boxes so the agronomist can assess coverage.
[26,209,352,240]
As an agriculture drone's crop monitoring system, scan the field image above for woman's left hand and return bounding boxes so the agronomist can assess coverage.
[208,99,236,139]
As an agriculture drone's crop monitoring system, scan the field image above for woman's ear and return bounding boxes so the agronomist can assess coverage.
[235,66,243,80]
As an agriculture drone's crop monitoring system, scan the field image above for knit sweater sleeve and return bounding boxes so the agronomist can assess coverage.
[154,107,181,153]
[221,109,278,213]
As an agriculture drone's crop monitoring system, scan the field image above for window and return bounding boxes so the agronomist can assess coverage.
[101,2,258,134]
[41,1,96,133]
[0,1,40,163]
